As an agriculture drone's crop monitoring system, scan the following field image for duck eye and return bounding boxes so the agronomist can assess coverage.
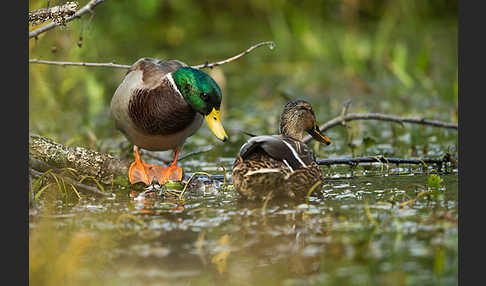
[201,93,209,100]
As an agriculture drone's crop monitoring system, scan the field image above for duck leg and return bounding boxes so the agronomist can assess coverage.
[129,146,151,185]
[159,149,183,183]
[129,147,183,185]
[128,146,182,185]
[128,146,167,185]
[129,146,164,185]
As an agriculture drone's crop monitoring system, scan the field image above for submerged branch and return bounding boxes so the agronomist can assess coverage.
[316,155,455,167]
[303,112,458,143]
[28,41,274,70]
[29,0,105,39]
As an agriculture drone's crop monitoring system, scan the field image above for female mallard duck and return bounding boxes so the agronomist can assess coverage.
[110,58,228,185]
[232,99,331,201]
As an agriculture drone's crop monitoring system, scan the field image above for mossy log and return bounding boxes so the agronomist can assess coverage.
[29,133,131,186]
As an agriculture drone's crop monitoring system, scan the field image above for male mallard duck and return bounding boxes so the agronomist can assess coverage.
[110,58,228,185]
[232,99,331,200]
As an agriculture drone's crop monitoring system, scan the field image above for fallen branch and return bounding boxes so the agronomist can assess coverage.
[29,0,105,39]
[29,1,79,26]
[28,41,275,70]
[29,133,129,185]
[303,112,457,144]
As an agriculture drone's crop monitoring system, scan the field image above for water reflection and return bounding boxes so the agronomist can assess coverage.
[29,173,458,285]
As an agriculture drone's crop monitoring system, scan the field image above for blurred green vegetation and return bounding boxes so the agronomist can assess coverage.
[29,2,458,285]
[29,0,458,157]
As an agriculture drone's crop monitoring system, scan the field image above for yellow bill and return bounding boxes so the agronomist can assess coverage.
[205,108,228,142]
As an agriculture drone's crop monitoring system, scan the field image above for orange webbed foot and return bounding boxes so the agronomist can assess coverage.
[160,165,183,184]
[128,158,152,185]
[128,147,183,185]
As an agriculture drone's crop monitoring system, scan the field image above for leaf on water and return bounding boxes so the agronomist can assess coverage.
[427,174,443,190]
[165,181,184,190]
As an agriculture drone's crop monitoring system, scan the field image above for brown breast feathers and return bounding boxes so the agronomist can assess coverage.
[128,78,196,136]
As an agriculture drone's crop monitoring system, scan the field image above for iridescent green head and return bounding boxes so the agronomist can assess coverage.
[172,67,228,141]
[172,67,221,115]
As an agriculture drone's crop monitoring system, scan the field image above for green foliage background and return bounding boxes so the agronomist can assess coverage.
[29,0,457,157]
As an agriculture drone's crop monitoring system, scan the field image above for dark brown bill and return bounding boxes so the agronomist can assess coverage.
[307,126,331,145]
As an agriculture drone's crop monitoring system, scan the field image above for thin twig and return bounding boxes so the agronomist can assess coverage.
[143,146,214,164]
[191,41,276,69]
[179,146,215,161]
[28,41,274,70]
[29,0,105,39]
[28,59,131,69]
[304,112,457,143]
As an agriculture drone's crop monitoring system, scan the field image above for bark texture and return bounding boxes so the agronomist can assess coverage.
[29,133,130,185]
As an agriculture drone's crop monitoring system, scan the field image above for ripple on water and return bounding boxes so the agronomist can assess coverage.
[30,173,458,286]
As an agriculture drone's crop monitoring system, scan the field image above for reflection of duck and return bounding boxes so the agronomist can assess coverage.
[288,233,322,276]
[129,190,184,213]
[232,100,331,200]
[110,58,228,185]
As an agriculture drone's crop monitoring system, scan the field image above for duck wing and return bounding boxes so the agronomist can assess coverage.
[129,58,188,88]
[238,135,316,171]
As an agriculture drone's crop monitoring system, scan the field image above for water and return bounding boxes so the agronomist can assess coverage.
[29,170,457,286]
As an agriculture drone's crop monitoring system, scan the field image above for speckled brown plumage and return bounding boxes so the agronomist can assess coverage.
[232,142,323,201]
[232,99,328,201]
